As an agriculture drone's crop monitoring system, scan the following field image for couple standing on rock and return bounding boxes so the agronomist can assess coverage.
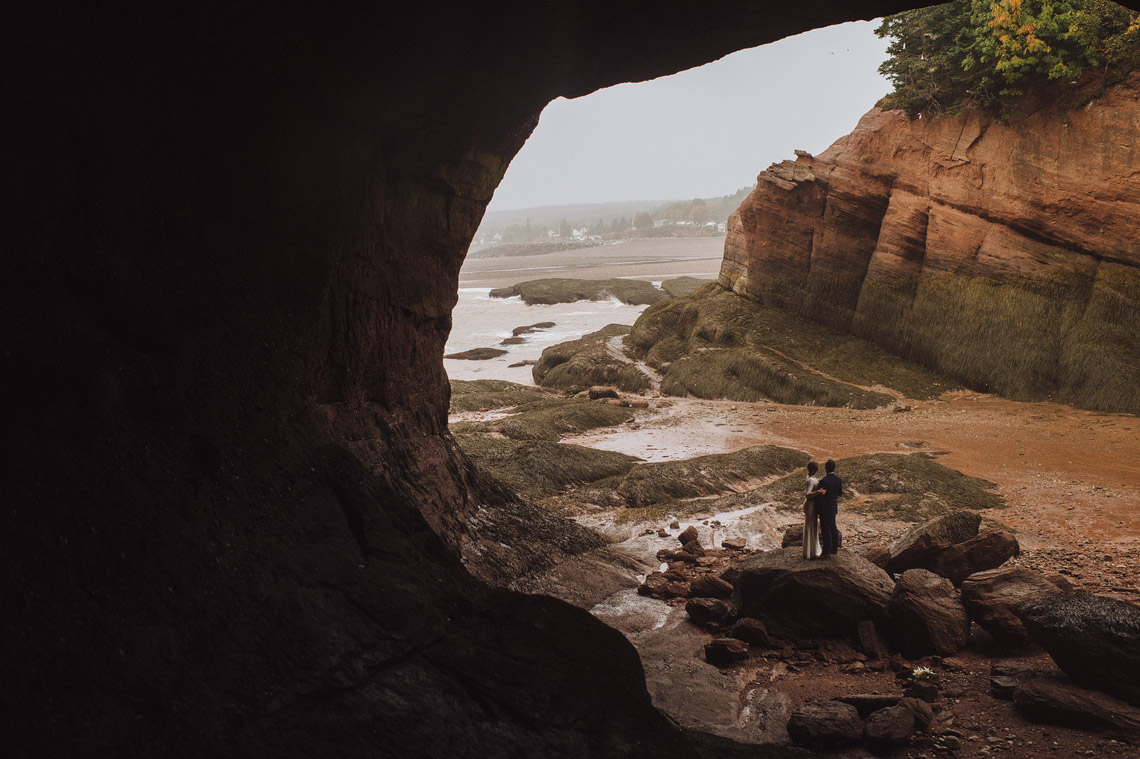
[803,459,842,560]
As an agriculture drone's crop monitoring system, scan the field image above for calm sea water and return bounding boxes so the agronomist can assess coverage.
[443,288,652,385]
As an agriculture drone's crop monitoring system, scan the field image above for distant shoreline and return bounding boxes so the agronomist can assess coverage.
[459,236,724,289]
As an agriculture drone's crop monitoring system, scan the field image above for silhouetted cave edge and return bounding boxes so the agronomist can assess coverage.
[6,1,1139,757]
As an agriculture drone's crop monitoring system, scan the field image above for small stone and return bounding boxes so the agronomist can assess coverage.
[678,526,700,546]
[729,618,770,647]
[704,637,749,666]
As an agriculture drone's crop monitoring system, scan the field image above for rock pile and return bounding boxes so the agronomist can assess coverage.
[885,510,1018,583]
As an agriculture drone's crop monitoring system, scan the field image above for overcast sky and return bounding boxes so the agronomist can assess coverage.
[487,21,893,211]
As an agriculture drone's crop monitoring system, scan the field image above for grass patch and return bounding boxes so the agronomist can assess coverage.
[449,379,553,413]
[574,445,808,509]
[762,452,1004,522]
[454,434,640,501]
[628,284,950,403]
[450,396,635,441]
[533,324,651,394]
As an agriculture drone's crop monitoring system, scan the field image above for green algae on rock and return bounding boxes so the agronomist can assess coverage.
[533,324,652,394]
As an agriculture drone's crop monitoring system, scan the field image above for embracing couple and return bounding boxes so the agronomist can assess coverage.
[803,459,842,560]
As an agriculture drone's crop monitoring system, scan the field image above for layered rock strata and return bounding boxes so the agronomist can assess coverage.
[720,76,1140,413]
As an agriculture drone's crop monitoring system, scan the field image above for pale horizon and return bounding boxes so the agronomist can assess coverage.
[488,20,892,212]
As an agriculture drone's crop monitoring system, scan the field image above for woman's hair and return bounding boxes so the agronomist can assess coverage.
[807,460,818,475]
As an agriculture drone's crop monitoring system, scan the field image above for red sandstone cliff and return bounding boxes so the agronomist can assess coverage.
[720,75,1140,413]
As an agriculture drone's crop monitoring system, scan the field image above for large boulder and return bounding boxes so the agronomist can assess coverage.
[1018,592,1140,704]
[734,548,894,639]
[1014,676,1140,738]
[960,566,1064,648]
[886,510,981,574]
[925,529,1019,585]
[887,569,970,656]
[787,701,864,748]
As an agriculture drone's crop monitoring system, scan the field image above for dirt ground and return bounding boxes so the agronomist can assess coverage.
[565,391,1140,603]
[557,391,1140,757]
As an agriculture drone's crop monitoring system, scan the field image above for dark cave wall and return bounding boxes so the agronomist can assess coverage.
[14,1,1132,756]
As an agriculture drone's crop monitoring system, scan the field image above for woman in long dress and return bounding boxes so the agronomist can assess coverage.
[803,460,824,560]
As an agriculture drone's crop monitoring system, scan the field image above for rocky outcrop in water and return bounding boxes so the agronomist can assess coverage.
[719,75,1140,414]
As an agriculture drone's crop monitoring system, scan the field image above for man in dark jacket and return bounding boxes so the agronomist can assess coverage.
[817,459,843,557]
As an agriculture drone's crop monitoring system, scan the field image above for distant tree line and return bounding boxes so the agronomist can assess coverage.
[478,186,754,244]
[876,0,1140,116]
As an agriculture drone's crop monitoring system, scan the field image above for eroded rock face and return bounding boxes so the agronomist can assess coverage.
[721,77,1140,414]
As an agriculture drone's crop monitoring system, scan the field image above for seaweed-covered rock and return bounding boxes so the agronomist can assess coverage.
[787,701,864,748]
[444,347,508,360]
[960,566,1063,648]
[453,435,640,501]
[575,445,807,509]
[661,276,713,298]
[533,324,651,394]
[734,548,894,638]
[886,510,982,573]
[448,379,552,413]
[887,569,970,656]
[1018,592,1140,704]
[451,396,635,442]
[491,277,666,306]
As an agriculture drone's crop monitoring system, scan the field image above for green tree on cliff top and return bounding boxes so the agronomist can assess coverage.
[876,0,1140,115]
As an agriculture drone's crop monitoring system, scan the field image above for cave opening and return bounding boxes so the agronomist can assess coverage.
[5,1,1140,757]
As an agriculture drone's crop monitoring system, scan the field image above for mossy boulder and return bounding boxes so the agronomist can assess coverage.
[660,276,713,298]
[450,396,634,442]
[448,379,553,413]
[454,434,640,501]
[628,283,953,404]
[533,324,651,394]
